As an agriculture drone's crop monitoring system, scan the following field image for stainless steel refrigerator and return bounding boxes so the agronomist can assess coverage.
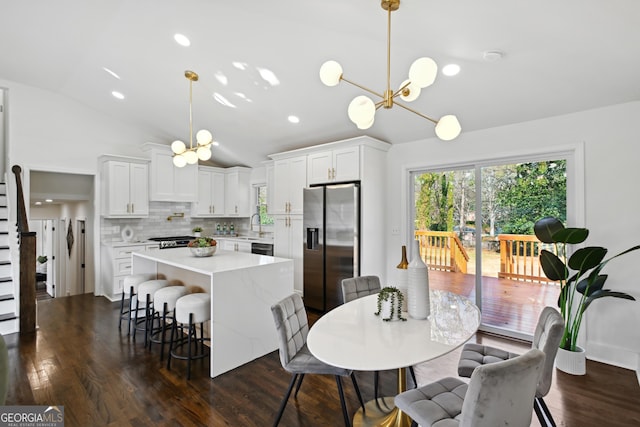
[303,183,360,312]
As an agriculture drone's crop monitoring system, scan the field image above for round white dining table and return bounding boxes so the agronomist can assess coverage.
[306,290,481,427]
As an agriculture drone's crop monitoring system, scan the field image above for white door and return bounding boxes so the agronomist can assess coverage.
[45,220,56,297]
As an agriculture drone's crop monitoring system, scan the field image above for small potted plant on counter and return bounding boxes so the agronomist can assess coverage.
[375,286,407,322]
[187,236,217,257]
[192,226,203,237]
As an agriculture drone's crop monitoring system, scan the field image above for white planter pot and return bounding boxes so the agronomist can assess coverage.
[378,296,402,321]
[555,346,586,375]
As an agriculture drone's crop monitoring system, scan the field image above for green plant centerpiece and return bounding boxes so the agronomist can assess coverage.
[37,255,48,264]
[188,237,216,247]
[534,217,640,351]
[374,286,407,322]
[192,226,203,233]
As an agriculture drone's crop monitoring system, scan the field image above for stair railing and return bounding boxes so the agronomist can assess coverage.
[12,165,36,334]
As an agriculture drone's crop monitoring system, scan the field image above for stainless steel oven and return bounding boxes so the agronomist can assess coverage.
[251,242,274,256]
[148,236,194,249]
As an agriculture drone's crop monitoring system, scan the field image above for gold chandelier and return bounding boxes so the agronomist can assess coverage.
[171,70,214,167]
[319,0,461,141]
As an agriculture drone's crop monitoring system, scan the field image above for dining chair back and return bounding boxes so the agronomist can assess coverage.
[271,293,364,427]
[457,306,564,426]
[341,276,381,304]
[395,348,545,427]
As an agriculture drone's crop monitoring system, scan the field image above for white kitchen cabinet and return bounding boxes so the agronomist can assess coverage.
[225,167,251,217]
[101,158,149,218]
[100,242,159,301]
[143,143,198,202]
[307,146,360,185]
[272,155,306,215]
[219,239,252,253]
[192,167,226,217]
[274,215,303,293]
[269,135,391,283]
[265,161,275,215]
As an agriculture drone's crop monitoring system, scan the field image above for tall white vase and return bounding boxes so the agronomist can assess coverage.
[408,240,430,319]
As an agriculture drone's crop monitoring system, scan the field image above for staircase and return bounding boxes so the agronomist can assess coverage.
[0,182,18,335]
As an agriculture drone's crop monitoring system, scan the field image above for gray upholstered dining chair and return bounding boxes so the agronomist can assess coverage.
[341,276,418,396]
[395,348,545,427]
[341,275,382,304]
[271,293,365,427]
[457,306,564,427]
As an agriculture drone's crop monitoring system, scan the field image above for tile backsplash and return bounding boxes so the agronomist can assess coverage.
[101,201,254,242]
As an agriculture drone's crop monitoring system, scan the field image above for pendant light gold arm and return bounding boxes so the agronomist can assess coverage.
[340,76,385,99]
[394,100,439,125]
[185,70,199,151]
[188,77,194,150]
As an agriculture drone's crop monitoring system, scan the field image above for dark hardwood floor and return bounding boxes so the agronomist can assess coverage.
[4,294,639,426]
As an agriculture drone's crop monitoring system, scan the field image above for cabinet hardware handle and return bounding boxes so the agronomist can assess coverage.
[332,168,336,179]
[235,205,238,213]
[328,168,331,180]
[131,203,134,213]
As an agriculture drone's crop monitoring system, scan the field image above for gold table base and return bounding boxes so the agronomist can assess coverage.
[352,397,412,427]
[352,367,412,427]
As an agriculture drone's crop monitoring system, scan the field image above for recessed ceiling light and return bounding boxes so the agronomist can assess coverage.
[257,67,280,86]
[213,92,236,108]
[288,115,300,124]
[214,71,228,86]
[111,91,125,100]
[103,67,120,79]
[483,50,504,62]
[174,33,190,47]
[34,201,42,206]
[234,92,253,103]
[442,64,460,76]
[232,62,247,71]
[212,141,220,146]
[45,199,53,203]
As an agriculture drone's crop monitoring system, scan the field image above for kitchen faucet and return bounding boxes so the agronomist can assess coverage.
[250,213,264,237]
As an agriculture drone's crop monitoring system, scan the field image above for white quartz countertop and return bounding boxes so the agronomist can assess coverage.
[132,247,288,275]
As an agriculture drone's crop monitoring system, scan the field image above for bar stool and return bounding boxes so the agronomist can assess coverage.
[167,292,211,380]
[133,279,170,345]
[148,285,188,360]
[119,273,156,335]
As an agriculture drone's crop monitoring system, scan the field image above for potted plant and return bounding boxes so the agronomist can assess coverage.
[374,286,407,322]
[187,237,217,257]
[534,217,640,374]
[192,226,203,237]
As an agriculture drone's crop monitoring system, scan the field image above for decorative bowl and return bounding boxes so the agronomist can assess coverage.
[189,245,217,257]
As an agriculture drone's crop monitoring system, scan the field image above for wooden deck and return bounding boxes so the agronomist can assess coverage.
[428,270,560,336]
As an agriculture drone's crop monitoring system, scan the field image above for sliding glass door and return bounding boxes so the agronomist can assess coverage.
[411,157,568,338]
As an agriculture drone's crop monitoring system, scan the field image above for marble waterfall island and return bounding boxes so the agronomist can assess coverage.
[132,247,294,378]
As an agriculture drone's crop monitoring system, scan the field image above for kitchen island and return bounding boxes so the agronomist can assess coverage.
[132,247,294,378]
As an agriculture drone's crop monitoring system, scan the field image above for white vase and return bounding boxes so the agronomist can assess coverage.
[555,346,586,375]
[408,240,430,319]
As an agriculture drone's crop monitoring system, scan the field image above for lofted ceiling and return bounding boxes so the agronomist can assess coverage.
[2,0,640,168]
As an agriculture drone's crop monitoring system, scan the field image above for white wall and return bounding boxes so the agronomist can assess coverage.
[1,78,155,301]
[385,101,640,370]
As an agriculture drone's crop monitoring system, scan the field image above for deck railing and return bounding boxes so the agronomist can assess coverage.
[498,234,559,284]
[414,230,469,274]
